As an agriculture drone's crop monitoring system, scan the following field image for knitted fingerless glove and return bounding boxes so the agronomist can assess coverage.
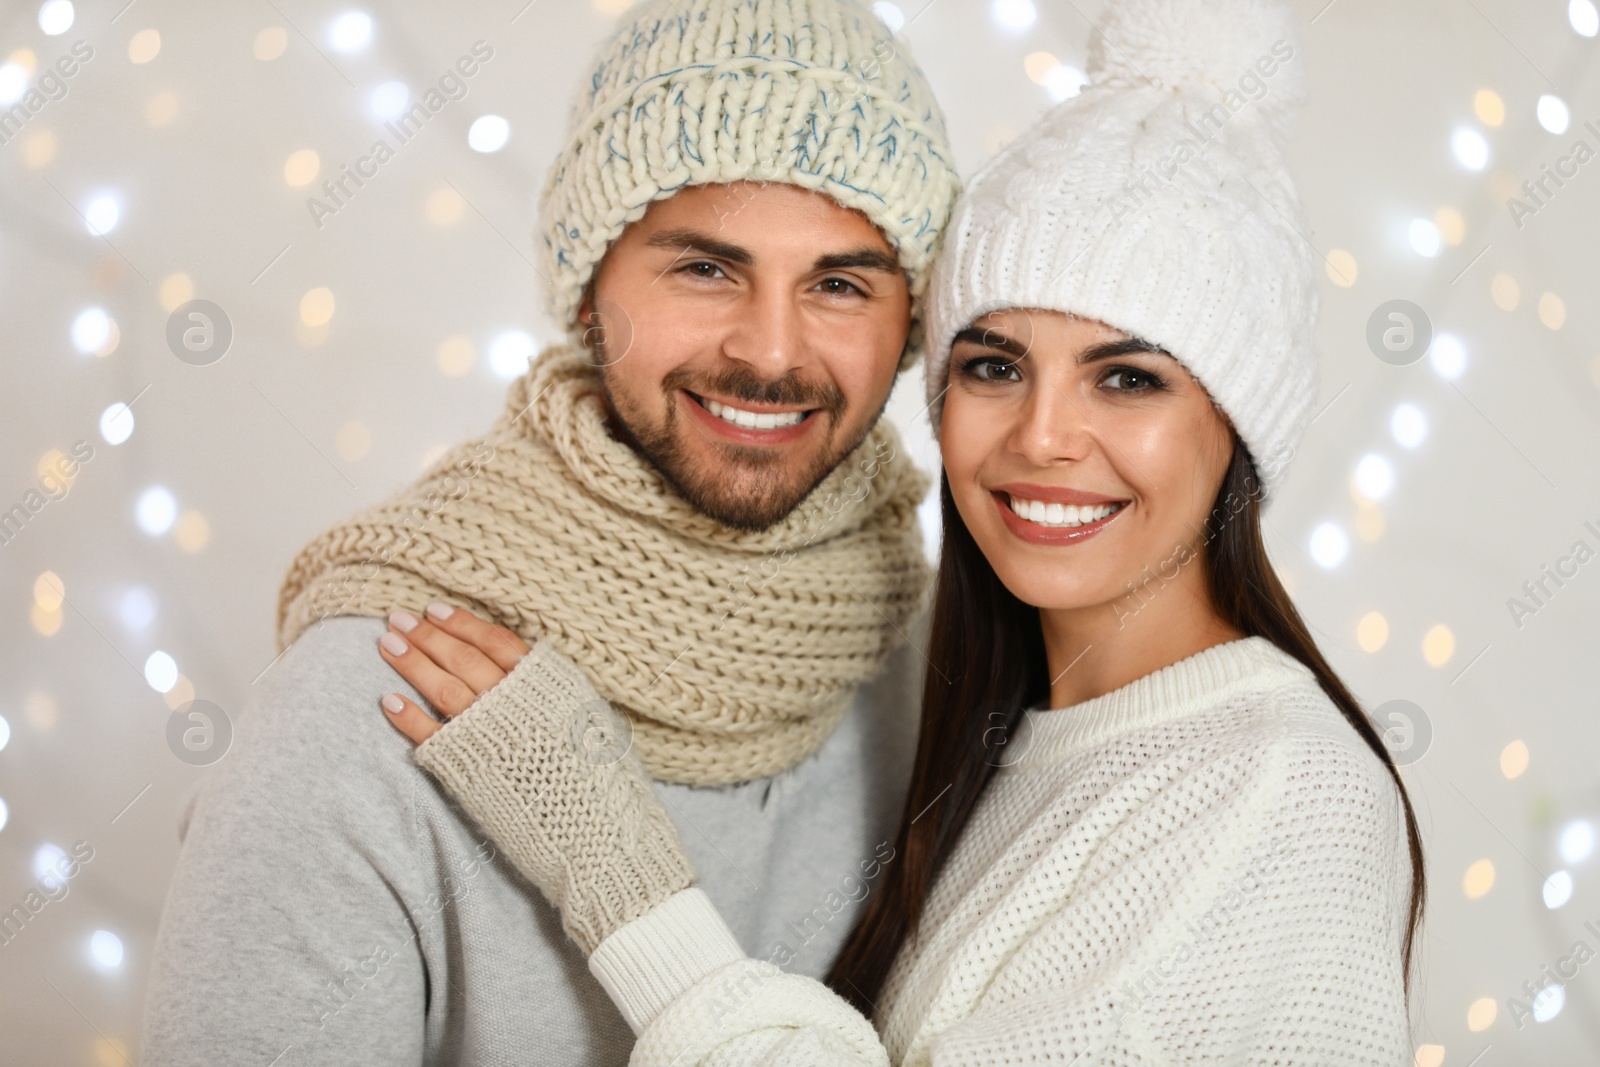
[412,640,697,954]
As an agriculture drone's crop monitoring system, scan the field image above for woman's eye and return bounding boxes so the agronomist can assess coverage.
[1102,366,1164,392]
[964,357,1021,383]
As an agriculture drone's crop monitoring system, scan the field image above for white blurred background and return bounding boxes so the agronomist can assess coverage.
[0,0,1597,1063]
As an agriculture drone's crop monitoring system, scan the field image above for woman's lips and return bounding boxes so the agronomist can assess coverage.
[991,489,1128,545]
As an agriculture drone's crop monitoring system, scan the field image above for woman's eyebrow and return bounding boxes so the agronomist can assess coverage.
[952,326,1031,359]
[1077,337,1169,364]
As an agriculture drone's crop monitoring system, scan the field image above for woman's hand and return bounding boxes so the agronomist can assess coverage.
[376,602,531,743]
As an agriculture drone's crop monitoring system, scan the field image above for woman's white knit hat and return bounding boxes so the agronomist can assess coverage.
[924,0,1318,498]
[538,0,961,365]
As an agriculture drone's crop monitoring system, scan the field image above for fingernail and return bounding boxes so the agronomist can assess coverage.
[426,602,455,621]
[380,632,408,655]
[382,693,405,714]
[388,609,419,633]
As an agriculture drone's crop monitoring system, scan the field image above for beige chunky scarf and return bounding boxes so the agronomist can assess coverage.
[276,346,931,785]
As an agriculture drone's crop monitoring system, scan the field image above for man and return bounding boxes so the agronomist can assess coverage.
[140,1,960,1063]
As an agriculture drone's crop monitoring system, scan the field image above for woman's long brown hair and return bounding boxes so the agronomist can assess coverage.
[826,441,1426,1014]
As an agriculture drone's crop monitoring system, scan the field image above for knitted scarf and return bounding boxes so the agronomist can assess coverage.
[276,346,932,786]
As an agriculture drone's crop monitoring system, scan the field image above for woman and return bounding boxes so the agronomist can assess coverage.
[372,0,1425,1061]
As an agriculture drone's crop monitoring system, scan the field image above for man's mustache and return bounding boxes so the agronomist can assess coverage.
[664,366,846,419]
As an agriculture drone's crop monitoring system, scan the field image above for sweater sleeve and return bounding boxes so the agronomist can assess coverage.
[588,887,889,1067]
[411,639,696,953]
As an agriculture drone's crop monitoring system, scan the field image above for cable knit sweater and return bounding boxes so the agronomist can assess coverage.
[574,635,1415,1065]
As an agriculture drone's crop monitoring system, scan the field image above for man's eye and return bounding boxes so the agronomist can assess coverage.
[816,277,863,296]
[681,261,727,280]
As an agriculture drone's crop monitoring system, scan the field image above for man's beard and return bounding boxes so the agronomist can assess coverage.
[598,360,879,532]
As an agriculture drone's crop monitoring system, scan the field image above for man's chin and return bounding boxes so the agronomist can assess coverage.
[664,463,825,532]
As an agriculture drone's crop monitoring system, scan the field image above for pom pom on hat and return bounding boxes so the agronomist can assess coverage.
[924,0,1319,500]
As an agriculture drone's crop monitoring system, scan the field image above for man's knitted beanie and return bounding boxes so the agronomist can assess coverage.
[924,0,1318,498]
[538,0,961,365]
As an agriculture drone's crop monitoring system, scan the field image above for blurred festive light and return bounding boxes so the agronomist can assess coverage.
[136,485,178,535]
[1433,206,1465,246]
[1501,739,1529,778]
[90,929,124,969]
[1533,983,1565,1022]
[26,691,56,731]
[1450,127,1488,170]
[1474,88,1505,126]
[1422,624,1455,667]
[1463,858,1495,899]
[871,2,905,32]
[33,842,68,885]
[0,62,26,105]
[284,148,320,187]
[991,0,1037,31]
[1544,870,1574,909]
[144,650,178,693]
[1354,454,1394,501]
[1414,1045,1444,1067]
[0,714,9,753]
[38,0,74,35]
[1390,403,1427,449]
[128,28,160,64]
[336,421,372,462]
[71,307,111,353]
[1429,331,1466,379]
[85,194,120,235]
[468,114,511,153]
[1574,0,1600,37]
[158,272,194,311]
[1537,94,1571,135]
[489,329,537,378]
[1491,271,1520,310]
[1044,64,1087,102]
[118,586,157,630]
[21,128,54,166]
[1539,292,1566,330]
[1407,218,1440,257]
[1353,501,1385,542]
[1024,51,1058,83]
[437,335,475,376]
[425,187,465,225]
[100,401,134,445]
[0,797,8,833]
[300,286,336,326]
[371,80,408,120]
[146,90,179,127]
[254,27,289,61]
[1467,997,1497,1031]
[1559,819,1595,864]
[1325,248,1357,287]
[34,571,64,612]
[1357,611,1388,652]
[328,11,373,54]
[1308,522,1349,568]
[175,510,210,553]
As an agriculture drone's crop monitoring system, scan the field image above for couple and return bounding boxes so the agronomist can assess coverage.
[142,0,1424,1062]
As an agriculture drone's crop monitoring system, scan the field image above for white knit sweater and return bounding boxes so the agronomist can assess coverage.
[586,636,1416,1065]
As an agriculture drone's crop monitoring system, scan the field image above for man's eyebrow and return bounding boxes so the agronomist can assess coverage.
[813,248,902,274]
[645,228,754,265]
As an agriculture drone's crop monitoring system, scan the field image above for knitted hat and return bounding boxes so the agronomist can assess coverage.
[924,0,1319,498]
[538,0,961,366]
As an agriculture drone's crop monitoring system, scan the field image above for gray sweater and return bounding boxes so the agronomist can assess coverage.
[139,614,921,1066]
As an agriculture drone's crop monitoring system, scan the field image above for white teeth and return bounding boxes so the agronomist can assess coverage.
[703,398,805,430]
[1007,496,1123,528]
